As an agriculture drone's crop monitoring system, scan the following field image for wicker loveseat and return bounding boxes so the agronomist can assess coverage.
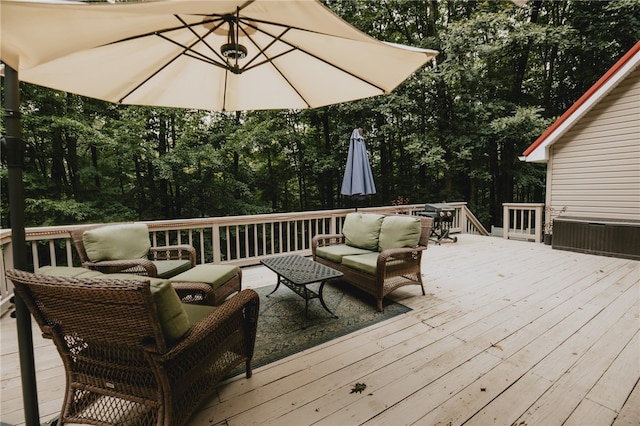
[6,269,259,426]
[312,213,432,311]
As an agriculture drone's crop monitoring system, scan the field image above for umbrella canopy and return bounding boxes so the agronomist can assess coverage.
[1,0,438,112]
[341,128,376,199]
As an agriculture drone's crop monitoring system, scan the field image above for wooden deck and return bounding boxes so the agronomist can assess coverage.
[1,234,638,425]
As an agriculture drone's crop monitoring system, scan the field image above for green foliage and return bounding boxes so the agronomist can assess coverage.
[24,198,137,226]
[2,0,636,230]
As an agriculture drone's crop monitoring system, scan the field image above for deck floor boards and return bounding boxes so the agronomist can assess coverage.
[1,234,638,426]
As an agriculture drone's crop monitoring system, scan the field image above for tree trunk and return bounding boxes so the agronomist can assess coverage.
[50,130,66,195]
[321,108,334,209]
[90,144,100,189]
[158,114,171,218]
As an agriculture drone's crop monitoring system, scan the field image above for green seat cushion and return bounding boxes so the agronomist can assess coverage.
[83,223,151,262]
[182,303,217,324]
[37,266,104,278]
[341,252,380,275]
[153,259,193,279]
[77,272,190,342]
[315,244,373,263]
[169,264,238,290]
[342,213,385,250]
[378,215,421,252]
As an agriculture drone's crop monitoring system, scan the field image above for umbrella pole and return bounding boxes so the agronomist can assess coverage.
[5,65,41,425]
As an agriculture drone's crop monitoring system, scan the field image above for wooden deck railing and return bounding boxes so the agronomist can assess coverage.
[0,202,484,316]
[502,203,545,243]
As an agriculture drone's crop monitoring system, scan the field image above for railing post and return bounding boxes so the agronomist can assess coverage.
[503,204,510,239]
[212,224,221,264]
[534,205,543,243]
[460,205,468,234]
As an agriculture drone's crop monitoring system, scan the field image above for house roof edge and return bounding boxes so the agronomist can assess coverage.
[522,41,640,162]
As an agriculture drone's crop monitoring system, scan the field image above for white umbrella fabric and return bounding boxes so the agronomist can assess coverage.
[1,0,438,112]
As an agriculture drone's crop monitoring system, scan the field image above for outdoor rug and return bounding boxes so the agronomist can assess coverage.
[228,280,411,377]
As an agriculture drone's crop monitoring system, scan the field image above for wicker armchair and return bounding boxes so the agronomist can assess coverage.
[70,223,197,278]
[6,269,259,426]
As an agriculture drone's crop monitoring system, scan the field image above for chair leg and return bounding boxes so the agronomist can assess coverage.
[245,359,252,378]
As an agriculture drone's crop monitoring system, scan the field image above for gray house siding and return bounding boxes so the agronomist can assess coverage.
[547,66,640,222]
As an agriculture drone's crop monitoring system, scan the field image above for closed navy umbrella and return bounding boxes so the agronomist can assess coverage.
[341,128,376,209]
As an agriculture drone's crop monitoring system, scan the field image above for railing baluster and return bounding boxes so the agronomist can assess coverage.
[65,240,73,266]
[31,242,40,270]
[212,227,218,263]
[244,224,249,259]
[1,203,497,314]
[227,226,232,261]
[236,226,240,260]
[48,240,56,267]
[269,222,275,255]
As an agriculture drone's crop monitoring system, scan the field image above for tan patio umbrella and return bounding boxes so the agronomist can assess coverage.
[2,0,438,111]
[1,1,437,423]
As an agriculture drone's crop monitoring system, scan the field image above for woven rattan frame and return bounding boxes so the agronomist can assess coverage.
[6,269,259,426]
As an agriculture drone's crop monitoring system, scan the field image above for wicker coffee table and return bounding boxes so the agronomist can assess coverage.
[261,254,343,329]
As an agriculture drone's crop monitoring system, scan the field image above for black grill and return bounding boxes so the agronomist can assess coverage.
[417,203,458,244]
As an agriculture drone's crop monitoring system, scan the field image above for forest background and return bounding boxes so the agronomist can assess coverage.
[1,0,638,230]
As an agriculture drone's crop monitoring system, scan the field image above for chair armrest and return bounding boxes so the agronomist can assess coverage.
[83,258,158,276]
[171,282,216,304]
[377,246,427,274]
[312,234,345,253]
[150,245,197,267]
[160,289,260,360]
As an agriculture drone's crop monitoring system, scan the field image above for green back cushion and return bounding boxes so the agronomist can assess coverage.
[92,274,190,342]
[378,215,421,251]
[83,223,151,262]
[149,279,191,342]
[342,213,385,250]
